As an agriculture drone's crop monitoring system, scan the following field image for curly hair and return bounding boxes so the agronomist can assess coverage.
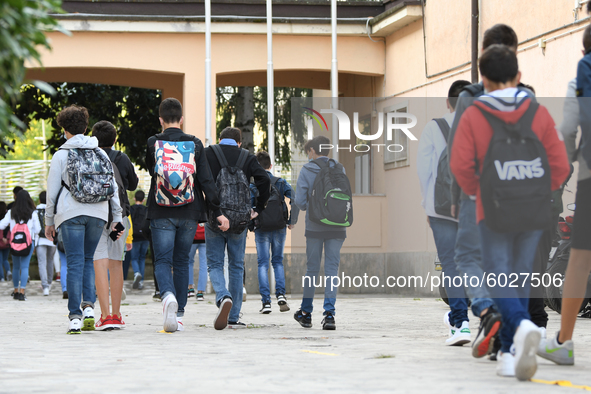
[92,120,117,147]
[56,105,89,135]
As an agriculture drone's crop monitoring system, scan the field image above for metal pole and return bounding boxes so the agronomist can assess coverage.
[331,0,338,161]
[471,0,479,83]
[205,0,212,146]
[267,0,275,166]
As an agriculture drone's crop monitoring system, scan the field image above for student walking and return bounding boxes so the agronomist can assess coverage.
[417,80,474,346]
[204,127,270,330]
[250,151,293,314]
[0,190,41,301]
[293,136,352,330]
[0,201,12,282]
[145,98,228,332]
[130,190,150,290]
[451,45,570,380]
[36,191,57,296]
[188,224,207,300]
[45,105,124,334]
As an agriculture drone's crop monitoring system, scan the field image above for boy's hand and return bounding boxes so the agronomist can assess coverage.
[126,243,132,251]
[45,225,56,242]
[288,224,294,230]
[217,215,230,232]
[250,209,259,220]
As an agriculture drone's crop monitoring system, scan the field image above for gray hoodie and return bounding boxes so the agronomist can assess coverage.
[560,78,590,182]
[45,134,123,228]
[294,157,346,239]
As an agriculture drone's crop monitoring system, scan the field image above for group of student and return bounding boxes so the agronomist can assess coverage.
[417,15,591,381]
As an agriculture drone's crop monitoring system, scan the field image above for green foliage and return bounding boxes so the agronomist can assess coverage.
[12,83,161,169]
[216,86,312,168]
[0,0,66,155]
[4,118,54,160]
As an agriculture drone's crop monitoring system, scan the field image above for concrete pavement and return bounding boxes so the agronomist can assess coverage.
[1,280,591,393]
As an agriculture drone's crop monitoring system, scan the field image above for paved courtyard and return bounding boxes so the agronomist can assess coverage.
[1,280,591,393]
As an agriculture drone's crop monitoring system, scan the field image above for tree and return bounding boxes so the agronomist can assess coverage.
[0,0,66,156]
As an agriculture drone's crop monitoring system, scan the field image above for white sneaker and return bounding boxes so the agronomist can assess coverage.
[67,318,82,335]
[446,321,471,346]
[176,316,184,331]
[538,326,547,339]
[43,287,49,296]
[277,294,290,312]
[513,319,541,381]
[162,294,178,332]
[82,306,95,331]
[132,272,142,290]
[121,288,127,301]
[243,286,247,302]
[537,331,574,365]
[443,311,452,329]
[496,351,516,377]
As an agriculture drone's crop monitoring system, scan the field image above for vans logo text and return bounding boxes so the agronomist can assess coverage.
[494,157,544,181]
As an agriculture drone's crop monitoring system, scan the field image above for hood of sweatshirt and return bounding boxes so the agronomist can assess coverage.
[474,96,534,125]
[60,134,99,150]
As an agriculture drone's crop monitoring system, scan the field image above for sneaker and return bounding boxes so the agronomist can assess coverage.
[188,288,195,298]
[12,291,18,300]
[138,281,144,290]
[132,272,142,289]
[513,319,541,381]
[446,321,471,346]
[67,318,82,335]
[537,331,574,366]
[112,314,126,329]
[153,291,161,302]
[177,317,184,331]
[496,351,516,377]
[538,326,547,340]
[95,315,115,331]
[121,288,127,301]
[277,294,290,312]
[443,311,452,329]
[63,291,68,299]
[260,302,272,314]
[243,286,247,302]
[7,271,12,281]
[0,278,4,282]
[472,311,502,358]
[294,309,312,328]
[82,307,95,331]
[214,296,233,330]
[162,294,179,333]
[228,321,247,329]
[196,292,204,302]
[490,333,502,361]
[18,292,26,301]
[43,287,49,296]
[322,313,336,330]
[55,273,60,282]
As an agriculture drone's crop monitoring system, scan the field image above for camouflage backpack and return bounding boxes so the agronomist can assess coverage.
[62,148,116,203]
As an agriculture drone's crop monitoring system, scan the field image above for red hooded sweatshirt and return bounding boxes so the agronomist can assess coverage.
[450,98,570,224]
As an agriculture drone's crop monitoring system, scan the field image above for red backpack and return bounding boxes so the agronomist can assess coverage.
[194,223,205,241]
[10,222,32,256]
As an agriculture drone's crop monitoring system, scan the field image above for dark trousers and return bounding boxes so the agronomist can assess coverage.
[528,219,555,328]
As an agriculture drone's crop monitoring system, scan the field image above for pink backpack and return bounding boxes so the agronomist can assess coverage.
[9,222,32,257]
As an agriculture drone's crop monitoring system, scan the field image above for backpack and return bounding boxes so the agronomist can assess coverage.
[194,223,205,241]
[257,176,289,231]
[130,204,149,241]
[208,145,252,234]
[153,138,196,207]
[308,159,353,227]
[37,208,46,238]
[62,148,116,203]
[478,101,552,233]
[107,150,131,217]
[9,221,32,257]
[433,118,454,218]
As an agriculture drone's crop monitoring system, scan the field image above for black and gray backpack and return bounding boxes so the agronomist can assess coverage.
[208,145,252,234]
[62,148,116,203]
[433,118,453,218]
[308,159,353,227]
[257,176,289,231]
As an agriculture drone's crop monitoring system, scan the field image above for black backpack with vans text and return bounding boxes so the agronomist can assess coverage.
[478,101,552,232]
[309,159,353,227]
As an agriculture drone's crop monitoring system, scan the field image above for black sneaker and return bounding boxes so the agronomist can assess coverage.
[18,292,26,301]
[12,291,18,300]
[214,296,233,330]
[472,310,502,358]
[322,313,336,330]
[228,321,247,329]
[489,333,502,361]
[260,302,272,314]
[277,294,290,312]
[294,309,312,328]
[152,292,161,302]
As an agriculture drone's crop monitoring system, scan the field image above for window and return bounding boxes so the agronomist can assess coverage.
[355,115,372,194]
[383,102,410,170]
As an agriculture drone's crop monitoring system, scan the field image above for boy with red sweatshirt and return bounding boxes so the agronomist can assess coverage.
[450,45,570,381]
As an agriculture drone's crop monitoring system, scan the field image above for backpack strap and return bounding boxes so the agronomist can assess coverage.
[433,118,451,142]
[461,83,484,97]
[270,176,280,187]
[312,158,329,169]
[211,144,229,168]
[236,148,249,170]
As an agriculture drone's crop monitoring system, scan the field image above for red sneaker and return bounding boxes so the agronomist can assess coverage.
[112,314,126,329]
[95,315,115,331]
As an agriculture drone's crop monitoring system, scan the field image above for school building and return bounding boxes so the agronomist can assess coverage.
[27,0,589,295]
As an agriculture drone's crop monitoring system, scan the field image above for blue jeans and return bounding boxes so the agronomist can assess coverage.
[58,249,68,292]
[188,243,207,290]
[429,217,469,327]
[61,216,105,319]
[255,228,287,303]
[479,221,543,353]
[151,218,197,317]
[301,237,345,316]
[11,242,35,289]
[0,248,10,279]
[455,198,495,317]
[131,240,149,279]
[205,224,247,322]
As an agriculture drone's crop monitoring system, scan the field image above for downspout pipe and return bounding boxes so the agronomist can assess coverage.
[471,0,479,83]
[267,0,275,166]
[331,0,339,161]
[205,0,212,146]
